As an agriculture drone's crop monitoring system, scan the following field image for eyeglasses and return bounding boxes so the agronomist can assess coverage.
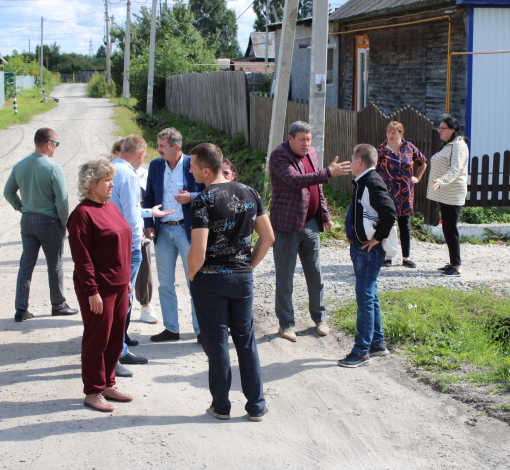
[438,127,450,131]
[47,140,60,147]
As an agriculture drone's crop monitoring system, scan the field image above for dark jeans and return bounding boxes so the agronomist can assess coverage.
[190,272,265,417]
[440,203,462,266]
[16,213,66,311]
[397,215,411,258]
[350,240,386,356]
[273,216,326,329]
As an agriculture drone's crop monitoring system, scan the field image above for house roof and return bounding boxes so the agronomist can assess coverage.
[330,0,449,22]
[245,32,275,59]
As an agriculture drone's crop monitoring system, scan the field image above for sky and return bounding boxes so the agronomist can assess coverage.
[0,0,348,58]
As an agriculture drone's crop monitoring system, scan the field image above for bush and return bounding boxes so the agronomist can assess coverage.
[460,206,510,224]
[87,72,117,98]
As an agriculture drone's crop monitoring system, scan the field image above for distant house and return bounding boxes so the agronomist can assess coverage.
[232,32,275,73]
[270,0,510,164]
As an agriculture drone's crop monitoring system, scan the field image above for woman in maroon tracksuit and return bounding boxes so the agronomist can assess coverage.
[67,157,133,412]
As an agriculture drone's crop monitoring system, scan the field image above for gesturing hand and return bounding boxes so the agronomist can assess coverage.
[152,204,174,218]
[174,189,191,204]
[328,156,351,177]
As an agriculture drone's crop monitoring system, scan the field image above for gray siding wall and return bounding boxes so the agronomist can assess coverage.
[274,24,340,109]
[338,10,467,128]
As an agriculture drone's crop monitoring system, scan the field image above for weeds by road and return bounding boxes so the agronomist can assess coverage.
[0,86,57,130]
[332,286,510,391]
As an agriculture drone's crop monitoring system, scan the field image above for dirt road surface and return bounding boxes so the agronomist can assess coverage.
[0,84,508,470]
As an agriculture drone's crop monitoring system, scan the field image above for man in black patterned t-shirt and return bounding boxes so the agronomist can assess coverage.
[188,143,274,422]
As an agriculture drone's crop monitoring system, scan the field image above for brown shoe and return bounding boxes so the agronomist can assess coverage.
[316,322,330,336]
[84,393,115,412]
[150,329,180,342]
[102,386,133,402]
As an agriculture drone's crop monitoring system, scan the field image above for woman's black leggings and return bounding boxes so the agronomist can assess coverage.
[397,216,411,258]
[439,203,462,266]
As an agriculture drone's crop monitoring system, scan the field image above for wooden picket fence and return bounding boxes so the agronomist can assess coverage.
[249,94,356,193]
[467,151,510,207]
[166,72,249,143]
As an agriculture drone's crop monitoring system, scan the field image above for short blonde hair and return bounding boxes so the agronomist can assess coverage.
[77,157,116,200]
[122,134,147,155]
[386,121,404,135]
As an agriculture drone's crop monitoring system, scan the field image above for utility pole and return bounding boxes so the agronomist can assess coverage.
[40,17,44,87]
[123,0,131,101]
[146,0,158,117]
[264,0,270,75]
[308,0,329,168]
[105,0,111,83]
[266,0,300,170]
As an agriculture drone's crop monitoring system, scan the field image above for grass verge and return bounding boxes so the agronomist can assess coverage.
[0,86,57,130]
[332,287,510,390]
[109,98,268,196]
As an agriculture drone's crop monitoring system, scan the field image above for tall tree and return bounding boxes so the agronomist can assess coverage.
[189,0,241,58]
[252,0,313,32]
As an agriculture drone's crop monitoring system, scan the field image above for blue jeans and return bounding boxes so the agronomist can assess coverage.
[154,224,199,334]
[121,249,142,357]
[273,217,326,329]
[190,272,265,416]
[350,240,386,356]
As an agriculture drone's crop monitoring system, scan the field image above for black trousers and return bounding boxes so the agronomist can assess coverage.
[439,203,462,266]
[397,216,411,258]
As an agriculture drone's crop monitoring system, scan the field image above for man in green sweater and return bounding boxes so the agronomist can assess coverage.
[4,127,78,322]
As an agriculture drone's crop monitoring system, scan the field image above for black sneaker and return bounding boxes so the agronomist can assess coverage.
[382,259,392,268]
[441,267,461,277]
[337,352,371,368]
[438,264,452,272]
[249,407,269,422]
[369,344,390,357]
[14,310,34,322]
[402,259,416,268]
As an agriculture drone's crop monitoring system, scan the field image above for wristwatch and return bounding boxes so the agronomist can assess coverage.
[326,167,332,178]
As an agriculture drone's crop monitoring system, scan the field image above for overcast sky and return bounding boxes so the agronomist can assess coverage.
[0,0,348,57]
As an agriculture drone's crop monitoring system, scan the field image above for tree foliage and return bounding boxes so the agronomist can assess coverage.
[111,2,218,110]
[252,0,313,32]
[189,0,241,58]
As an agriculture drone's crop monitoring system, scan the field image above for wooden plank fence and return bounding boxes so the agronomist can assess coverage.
[466,151,510,207]
[249,94,356,193]
[166,72,249,143]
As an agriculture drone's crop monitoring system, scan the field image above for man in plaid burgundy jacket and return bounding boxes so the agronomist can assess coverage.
[269,121,351,342]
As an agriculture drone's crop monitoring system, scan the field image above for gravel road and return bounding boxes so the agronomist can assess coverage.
[0,84,508,470]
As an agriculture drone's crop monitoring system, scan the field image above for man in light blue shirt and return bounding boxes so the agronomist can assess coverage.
[110,134,173,377]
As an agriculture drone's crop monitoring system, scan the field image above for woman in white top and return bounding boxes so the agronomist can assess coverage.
[426,117,469,277]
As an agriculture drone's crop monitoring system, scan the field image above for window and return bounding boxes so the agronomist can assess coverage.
[357,48,369,111]
[327,47,334,84]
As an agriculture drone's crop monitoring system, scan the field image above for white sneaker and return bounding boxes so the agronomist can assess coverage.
[140,304,158,323]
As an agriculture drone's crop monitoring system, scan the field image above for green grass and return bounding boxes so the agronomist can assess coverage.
[333,287,510,389]
[109,98,268,196]
[0,86,57,130]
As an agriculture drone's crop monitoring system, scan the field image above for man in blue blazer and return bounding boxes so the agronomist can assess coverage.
[144,128,205,343]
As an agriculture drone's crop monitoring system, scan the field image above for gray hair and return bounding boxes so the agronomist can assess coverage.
[158,127,182,148]
[77,157,116,201]
[353,144,378,167]
[288,121,312,138]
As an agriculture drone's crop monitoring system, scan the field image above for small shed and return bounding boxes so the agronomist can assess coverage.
[232,32,275,73]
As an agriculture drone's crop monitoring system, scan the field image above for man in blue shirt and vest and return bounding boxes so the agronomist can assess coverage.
[110,134,174,377]
[144,128,205,344]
